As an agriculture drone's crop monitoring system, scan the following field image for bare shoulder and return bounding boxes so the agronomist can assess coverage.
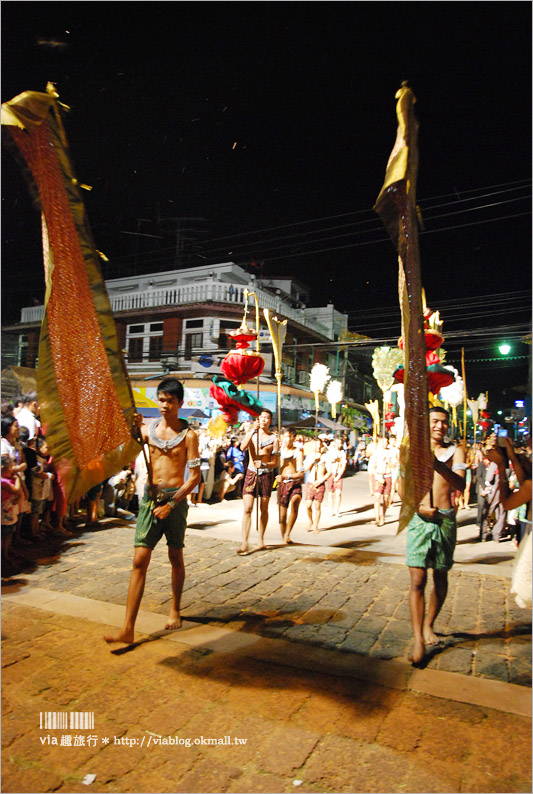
[186,428,200,449]
[452,444,466,462]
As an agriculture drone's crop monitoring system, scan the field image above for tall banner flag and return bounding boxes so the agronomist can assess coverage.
[374,83,433,531]
[2,84,141,502]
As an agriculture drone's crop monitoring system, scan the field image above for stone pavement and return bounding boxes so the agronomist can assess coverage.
[2,471,532,792]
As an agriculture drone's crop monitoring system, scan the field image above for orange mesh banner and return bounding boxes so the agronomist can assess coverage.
[10,123,131,468]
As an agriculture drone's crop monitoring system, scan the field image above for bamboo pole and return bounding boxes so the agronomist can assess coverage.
[461,347,468,450]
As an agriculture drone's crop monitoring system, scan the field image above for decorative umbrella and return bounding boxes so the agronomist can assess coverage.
[263,309,287,433]
[372,345,403,435]
[310,363,330,431]
[393,303,455,396]
[326,380,343,420]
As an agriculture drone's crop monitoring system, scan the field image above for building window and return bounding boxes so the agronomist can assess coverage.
[126,321,164,364]
[185,332,202,359]
[128,337,144,362]
[149,335,163,361]
[18,334,28,367]
[185,319,203,329]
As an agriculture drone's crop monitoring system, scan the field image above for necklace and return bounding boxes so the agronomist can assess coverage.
[148,419,189,453]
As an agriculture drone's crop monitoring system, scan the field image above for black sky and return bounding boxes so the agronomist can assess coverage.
[2,1,532,396]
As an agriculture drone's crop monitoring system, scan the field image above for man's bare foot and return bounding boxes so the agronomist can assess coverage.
[408,637,426,665]
[252,544,266,552]
[312,528,320,534]
[236,546,249,555]
[306,525,313,532]
[164,613,182,630]
[423,626,441,646]
[104,629,134,644]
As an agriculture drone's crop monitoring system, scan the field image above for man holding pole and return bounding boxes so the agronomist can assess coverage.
[401,406,466,664]
[104,377,201,644]
[237,409,278,555]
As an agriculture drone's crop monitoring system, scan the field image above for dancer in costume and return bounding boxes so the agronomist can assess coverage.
[400,406,465,665]
[277,428,304,544]
[325,436,347,517]
[304,438,329,534]
[238,409,278,554]
[104,378,200,645]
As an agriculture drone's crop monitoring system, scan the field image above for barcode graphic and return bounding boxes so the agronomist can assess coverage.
[40,712,94,729]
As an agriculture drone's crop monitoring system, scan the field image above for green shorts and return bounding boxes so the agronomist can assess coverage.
[406,509,456,571]
[134,489,188,550]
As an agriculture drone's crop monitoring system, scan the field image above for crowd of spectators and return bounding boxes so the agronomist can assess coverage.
[2,392,73,566]
[3,390,530,578]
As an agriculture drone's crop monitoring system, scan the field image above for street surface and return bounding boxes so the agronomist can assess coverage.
[2,471,531,793]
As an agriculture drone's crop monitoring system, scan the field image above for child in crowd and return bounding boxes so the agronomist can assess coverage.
[32,438,55,538]
[2,455,21,563]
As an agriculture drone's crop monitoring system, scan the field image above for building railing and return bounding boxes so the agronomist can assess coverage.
[19,280,331,337]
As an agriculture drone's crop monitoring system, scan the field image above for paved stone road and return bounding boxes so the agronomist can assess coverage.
[3,517,531,686]
[2,478,531,793]
[2,600,532,794]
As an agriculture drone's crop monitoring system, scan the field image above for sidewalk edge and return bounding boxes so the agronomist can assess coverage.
[3,584,530,718]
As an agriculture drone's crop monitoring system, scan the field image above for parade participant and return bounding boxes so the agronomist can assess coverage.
[105,377,201,645]
[400,406,465,665]
[388,437,401,505]
[372,437,392,526]
[237,409,278,554]
[325,435,347,517]
[277,428,304,544]
[304,438,329,534]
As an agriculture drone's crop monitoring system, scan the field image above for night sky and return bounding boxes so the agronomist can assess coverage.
[2,2,531,402]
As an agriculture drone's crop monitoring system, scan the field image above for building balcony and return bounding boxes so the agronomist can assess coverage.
[19,279,331,338]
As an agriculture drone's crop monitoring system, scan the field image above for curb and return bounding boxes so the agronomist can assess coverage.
[3,583,531,719]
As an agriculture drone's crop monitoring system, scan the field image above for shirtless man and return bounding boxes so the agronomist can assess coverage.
[304,438,329,534]
[104,378,201,645]
[325,436,347,517]
[277,428,304,544]
[401,406,466,664]
[238,409,278,554]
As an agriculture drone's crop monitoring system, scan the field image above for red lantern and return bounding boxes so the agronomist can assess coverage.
[220,321,265,386]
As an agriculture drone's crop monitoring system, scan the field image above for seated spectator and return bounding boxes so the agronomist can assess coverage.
[212,460,243,502]
[103,467,136,519]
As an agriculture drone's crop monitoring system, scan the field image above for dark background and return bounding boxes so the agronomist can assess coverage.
[2,2,531,406]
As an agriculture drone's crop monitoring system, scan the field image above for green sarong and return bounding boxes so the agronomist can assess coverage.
[406,508,456,571]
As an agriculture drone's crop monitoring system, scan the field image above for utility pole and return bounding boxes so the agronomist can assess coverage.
[156,213,207,270]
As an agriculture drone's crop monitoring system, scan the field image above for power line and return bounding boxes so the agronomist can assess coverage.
[104,180,531,266]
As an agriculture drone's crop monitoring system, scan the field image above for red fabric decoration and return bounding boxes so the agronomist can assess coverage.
[221,350,265,386]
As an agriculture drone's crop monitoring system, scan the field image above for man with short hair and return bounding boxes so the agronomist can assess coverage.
[304,438,329,534]
[402,406,466,664]
[325,435,347,517]
[105,377,201,645]
[277,428,304,543]
[16,392,41,440]
[238,409,278,554]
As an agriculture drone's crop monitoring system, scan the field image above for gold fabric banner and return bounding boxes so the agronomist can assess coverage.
[2,86,140,502]
[374,84,433,532]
